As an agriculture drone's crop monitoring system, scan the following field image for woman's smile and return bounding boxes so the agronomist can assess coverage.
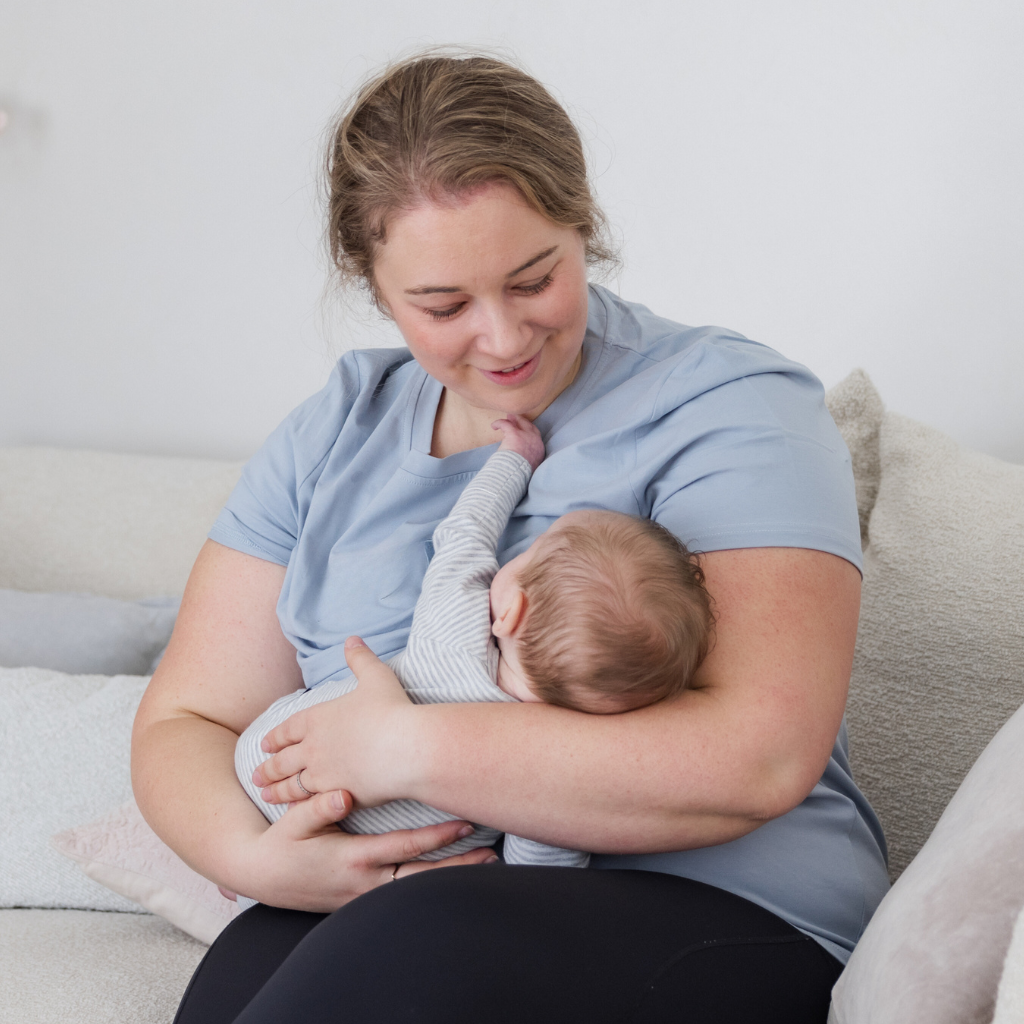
[479,349,540,386]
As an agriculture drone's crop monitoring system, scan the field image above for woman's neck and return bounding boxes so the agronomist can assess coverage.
[429,350,583,459]
[430,390,505,459]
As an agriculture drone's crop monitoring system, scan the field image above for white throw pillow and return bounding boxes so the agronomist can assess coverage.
[53,800,240,944]
[830,698,1024,1024]
[1,666,148,911]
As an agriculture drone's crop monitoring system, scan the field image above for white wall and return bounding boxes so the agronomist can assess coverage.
[2,0,1022,462]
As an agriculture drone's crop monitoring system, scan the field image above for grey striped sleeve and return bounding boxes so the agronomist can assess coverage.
[234,446,589,873]
[406,449,533,666]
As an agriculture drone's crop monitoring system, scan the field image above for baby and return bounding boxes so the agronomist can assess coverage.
[235,414,713,870]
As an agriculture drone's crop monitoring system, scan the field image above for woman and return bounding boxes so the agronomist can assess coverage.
[132,52,889,1023]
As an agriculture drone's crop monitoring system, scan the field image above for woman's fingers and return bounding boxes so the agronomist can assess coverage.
[395,846,500,878]
[261,707,309,754]
[252,741,305,789]
[259,769,315,805]
[249,794,496,909]
[358,818,479,868]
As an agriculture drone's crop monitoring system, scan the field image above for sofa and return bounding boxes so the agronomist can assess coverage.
[2,369,1022,1023]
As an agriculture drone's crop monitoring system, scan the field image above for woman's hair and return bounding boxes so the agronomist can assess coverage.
[515,513,715,713]
[325,49,617,304]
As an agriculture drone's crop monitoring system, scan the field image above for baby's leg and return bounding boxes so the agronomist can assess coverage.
[234,677,357,823]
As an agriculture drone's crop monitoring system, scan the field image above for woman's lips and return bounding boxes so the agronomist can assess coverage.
[479,351,541,387]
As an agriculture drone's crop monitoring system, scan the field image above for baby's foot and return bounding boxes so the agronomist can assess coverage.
[492,413,545,471]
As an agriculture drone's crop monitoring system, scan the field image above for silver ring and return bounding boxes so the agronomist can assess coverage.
[294,769,312,797]
[390,865,400,882]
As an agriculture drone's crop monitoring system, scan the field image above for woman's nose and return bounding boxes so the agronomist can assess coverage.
[473,306,531,363]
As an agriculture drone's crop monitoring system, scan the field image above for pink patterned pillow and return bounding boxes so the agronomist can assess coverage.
[52,799,240,944]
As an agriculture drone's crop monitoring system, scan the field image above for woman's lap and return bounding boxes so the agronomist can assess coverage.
[174,866,842,1024]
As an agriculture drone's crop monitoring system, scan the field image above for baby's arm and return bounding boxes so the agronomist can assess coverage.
[407,415,542,659]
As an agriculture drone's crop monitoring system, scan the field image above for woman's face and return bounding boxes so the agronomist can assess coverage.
[373,182,590,420]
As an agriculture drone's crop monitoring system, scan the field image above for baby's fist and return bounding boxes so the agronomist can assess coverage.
[492,413,544,471]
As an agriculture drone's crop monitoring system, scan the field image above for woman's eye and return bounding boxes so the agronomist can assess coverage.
[516,272,554,296]
[426,304,463,321]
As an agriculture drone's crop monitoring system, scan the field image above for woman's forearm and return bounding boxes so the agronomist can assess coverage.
[132,710,269,892]
[130,541,298,892]
[402,691,777,853]
[399,548,859,853]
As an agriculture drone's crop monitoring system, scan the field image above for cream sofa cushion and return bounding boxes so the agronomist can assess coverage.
[0,447,242,600]
[0,909,204,1024]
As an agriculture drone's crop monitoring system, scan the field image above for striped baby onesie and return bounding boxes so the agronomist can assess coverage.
[235,448,589,869]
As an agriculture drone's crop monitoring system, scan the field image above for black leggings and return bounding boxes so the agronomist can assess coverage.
[174,866,842,1024]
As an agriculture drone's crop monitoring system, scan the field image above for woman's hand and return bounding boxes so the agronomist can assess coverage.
[254,637,415,809]
[237,787,498,913]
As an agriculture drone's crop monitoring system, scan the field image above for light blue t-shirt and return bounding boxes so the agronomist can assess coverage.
[210,284,889,964]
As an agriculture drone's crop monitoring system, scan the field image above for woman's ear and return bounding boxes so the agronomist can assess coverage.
[491,588,527,639]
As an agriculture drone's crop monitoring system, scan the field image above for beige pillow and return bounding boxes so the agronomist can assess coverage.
[845,411,1024,878]
[53,800,240,945]
[830,698,1024,1024]
[824,368,884,549]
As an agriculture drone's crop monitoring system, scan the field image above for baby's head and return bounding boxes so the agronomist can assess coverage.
[490,511,714,714]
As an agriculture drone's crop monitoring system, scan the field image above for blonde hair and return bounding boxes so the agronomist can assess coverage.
[516,514,714,713]
[325,50,617,304]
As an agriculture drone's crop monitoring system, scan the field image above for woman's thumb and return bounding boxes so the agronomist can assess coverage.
[285,789,353,836]
[344,635,379,671]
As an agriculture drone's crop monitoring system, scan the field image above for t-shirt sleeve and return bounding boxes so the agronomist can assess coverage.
[207,355,364,566]
[639,351,863,571]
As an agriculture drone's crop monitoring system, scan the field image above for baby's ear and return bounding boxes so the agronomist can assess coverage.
[491,589,526,638]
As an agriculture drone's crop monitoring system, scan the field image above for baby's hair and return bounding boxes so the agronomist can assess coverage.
[515,513,714,713]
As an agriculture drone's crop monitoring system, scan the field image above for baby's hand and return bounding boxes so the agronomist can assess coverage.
[492,413,545,471]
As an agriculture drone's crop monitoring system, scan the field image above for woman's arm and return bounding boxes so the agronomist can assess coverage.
[131,540,498,912]
[256,547,860,854]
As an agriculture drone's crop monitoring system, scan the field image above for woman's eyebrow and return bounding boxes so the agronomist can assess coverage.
[507,245,558,277]
[404,246,559,295]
